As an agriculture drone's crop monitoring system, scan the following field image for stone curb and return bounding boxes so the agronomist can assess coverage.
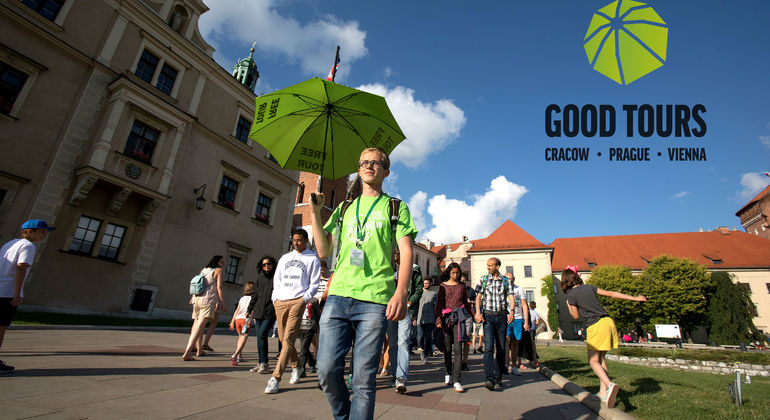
[539,364,635,420]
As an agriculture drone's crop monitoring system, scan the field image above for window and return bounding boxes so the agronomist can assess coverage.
[0,63,29,116]
[266,152,278,163]
[22,0,64,21]
[156,64,177,95]
[218,175,238,209]
[234,115,251,143]
[124,121,159,164]
[69,216,102,254]
[330,189,336,207]
[766,283,770,294]
[296,183,304,204]
[739,283,752,294]
[506,265,513,275]
[134,50,158,83]
[525,289,535,302]
[226,255,241,283]
[255,193,271,223]
[97,223,125,260]
[524,265,532,278]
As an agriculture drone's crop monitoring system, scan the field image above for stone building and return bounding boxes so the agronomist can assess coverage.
[736,184,770,240]
[0,0,298,318]
[413,241,439,281]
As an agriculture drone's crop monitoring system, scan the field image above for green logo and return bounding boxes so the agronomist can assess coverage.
[584,0,668,85]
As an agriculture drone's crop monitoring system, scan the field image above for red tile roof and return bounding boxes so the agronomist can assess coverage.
[551,230,770,271]
[469,220,548,251]
[736,184,770,215]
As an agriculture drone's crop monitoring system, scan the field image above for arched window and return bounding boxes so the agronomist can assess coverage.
[297,183,305,204]
[168,5,189,33]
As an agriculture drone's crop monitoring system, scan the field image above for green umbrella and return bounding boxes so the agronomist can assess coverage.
[248,77,405,183]
[584,0,668,85]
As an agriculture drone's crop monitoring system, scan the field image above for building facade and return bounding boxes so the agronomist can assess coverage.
[736,185,770,240]
[0,0,298,318]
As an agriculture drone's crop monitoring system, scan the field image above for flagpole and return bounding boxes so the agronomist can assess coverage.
[331,45,340,82]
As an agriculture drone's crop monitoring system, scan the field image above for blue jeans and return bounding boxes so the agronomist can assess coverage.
[317,296,387,420]
[419,323,434,355]
[386,310,411,381]
[483,312,508,382]
[254,318,274,364]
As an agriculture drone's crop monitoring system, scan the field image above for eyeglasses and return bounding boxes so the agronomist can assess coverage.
[358,160,385,169]
[261,262,273,267]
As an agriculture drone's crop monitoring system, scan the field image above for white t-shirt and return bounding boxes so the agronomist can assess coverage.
[0,238,36,298]
[511,285,526,319]
[234,295,252,320]
[529,309,540,329]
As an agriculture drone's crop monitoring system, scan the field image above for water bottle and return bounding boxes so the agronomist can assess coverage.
[241,316,252,334]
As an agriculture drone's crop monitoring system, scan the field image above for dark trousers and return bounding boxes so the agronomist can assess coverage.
[298,327,316,372]
[443,321,463,383]
[419,323,434,355]
[482,312,507,382]
[254,318,275,364]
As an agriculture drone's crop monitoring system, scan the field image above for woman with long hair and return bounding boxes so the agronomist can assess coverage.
[436,262,473,392]
[183,255,225,360]
[248,255,278,373]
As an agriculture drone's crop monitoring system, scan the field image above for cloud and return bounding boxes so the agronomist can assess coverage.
[198,0,367,80]
[356,84,466,168]
[739,172,770,200]
[384,67,393,78]
[669,191,691,199]
[760,135,770,149]
[383,171,399,199]
[409,176,528,244]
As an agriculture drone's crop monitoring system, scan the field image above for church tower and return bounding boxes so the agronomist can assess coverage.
[233,42,259,92]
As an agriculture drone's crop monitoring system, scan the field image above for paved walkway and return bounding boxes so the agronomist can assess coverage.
[1,328,599,419]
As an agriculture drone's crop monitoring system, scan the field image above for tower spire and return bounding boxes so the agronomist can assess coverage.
[233,41,259,93]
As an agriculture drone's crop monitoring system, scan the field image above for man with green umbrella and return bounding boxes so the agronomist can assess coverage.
[310,147,417,420]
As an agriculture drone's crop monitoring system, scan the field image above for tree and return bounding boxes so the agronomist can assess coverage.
[637,255,712,337]
[541,274,559,338]
[707,272,762,345]
[587,265,645,332]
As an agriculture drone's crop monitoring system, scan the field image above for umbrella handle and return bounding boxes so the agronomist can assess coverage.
[310,192,322,205]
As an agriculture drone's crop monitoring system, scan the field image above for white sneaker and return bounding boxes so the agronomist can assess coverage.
[453,382,465,393]
[289,368,300,384]
[395,378,406,394]
[444,374,451,385]
[265,377,279,394]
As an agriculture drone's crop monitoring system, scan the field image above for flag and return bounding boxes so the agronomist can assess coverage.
[326,53,340,82]
[765,171,770,177]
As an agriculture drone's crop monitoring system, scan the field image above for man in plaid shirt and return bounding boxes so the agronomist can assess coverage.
[474,258,514,391]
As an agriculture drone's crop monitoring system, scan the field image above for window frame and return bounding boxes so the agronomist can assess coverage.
[20,0,73,26]
[225,254,241,284]
[97,222,127,261]
[214,161,248,213]
[64,213,133,263]
[123,120,161,165]
[68,215,103,255]
[0,47,45,119]
[252,181,281,227]
[130,40,186,98]
[524,265,533,278]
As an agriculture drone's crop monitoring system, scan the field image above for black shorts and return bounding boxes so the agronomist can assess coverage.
[0,298,18,326]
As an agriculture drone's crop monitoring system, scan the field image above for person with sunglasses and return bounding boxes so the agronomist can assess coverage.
[247,255,277,374]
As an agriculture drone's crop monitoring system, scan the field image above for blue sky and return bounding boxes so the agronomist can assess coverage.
[199,0,770,245]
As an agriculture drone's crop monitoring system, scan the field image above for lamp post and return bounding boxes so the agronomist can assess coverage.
[194,184,207,210]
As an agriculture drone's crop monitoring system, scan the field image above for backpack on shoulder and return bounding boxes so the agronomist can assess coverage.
[189,268,213,296]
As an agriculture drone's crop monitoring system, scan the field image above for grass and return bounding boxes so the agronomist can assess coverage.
[616,346,770,365]
[12,311,227,328]
[539,345,770,420]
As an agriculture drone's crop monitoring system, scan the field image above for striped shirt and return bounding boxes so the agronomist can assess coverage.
[479,274,512,313]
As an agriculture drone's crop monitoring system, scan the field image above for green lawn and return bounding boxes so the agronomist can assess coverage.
[539,346,770,420]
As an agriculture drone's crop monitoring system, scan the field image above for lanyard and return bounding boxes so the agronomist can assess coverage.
[355,193,383,246]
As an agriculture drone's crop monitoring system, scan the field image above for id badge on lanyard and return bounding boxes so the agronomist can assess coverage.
[350,248,365,267]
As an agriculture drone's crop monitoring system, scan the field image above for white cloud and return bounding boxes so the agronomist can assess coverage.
[383,171,399,199]
[198,0,367,80]
[669,191,691,199]
[739,172,770,199]
[760,135,770,149]
[409,176,528,244]
[384,67,393,78]
[356,84,466,168]
[407,191,428,234]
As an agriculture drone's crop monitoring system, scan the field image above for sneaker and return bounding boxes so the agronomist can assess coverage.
[453,382,465,393]
[496,377,503,387]
[289,368,300,384]
[512,367,521,376]
[0,360,14,373]
[264,377,279,394]
[230,355,238,366]
[484,380,495,391]
[606,382,619,408]
[444,374,452,385]
[395,378,406,394]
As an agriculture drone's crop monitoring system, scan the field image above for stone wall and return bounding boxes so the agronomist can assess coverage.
[606,354,770,377]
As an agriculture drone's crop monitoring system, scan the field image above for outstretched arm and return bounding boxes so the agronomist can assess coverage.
[597,288,647,302]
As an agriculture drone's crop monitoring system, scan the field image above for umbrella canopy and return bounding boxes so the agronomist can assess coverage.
[248,77,405,181]
[584,0,668,85]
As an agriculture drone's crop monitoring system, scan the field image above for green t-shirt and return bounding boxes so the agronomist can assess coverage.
[323,194,418,305]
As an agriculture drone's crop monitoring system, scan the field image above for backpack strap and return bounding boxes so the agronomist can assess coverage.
[331,199,355,271]
[389,197,401,271]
